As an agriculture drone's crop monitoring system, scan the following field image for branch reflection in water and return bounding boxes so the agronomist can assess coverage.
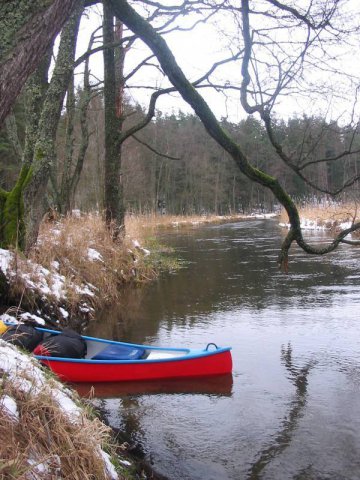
[248,344,316,480]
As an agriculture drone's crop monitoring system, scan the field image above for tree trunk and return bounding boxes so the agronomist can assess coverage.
[103,2,125,239]
[0,0,77,126]
[23,2,84,252]
[23,53,52,167]
[0,165,32,250]
[0,53,51,250]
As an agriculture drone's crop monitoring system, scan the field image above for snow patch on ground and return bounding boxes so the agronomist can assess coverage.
[0,394,19,421]
[280,218,357,233]
[59,307,69,319]
[0,339,119,478]
[100,449,120,480]
[88,247,103,262]
[19,312,46,325]
[249,213,278,219]
[132,239,150,256]
[0,248,12,274]
[0,326,77,416]
[0,249,96,316]
[0,313,17,324]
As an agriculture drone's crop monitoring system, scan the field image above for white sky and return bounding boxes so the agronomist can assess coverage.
[76,1,360,125]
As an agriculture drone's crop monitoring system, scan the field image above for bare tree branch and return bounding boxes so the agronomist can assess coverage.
[133,134,181,160]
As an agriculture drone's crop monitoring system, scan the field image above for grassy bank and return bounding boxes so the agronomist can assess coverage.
[0,213,182,326]
[279,201,360,235]
[0,338,119,480]
[125,212,254,231]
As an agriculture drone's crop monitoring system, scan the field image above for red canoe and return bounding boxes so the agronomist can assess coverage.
[35,328,233,383]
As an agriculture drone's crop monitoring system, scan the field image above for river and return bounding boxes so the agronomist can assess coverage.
[84,219,360,480]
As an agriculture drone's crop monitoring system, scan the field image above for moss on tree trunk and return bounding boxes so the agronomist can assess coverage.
[0,165,32,249]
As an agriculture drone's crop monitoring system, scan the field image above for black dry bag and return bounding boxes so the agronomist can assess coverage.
[34,328,87,359]
[1,324,44,352]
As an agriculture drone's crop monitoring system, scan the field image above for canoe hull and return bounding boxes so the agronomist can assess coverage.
[39,350,232,383]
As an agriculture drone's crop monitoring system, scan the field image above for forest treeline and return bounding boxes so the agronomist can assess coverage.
[2,95,359,216]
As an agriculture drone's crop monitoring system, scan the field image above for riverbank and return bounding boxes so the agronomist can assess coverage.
[0,211,269,327]
[1,204,358,328]
[279,201,360,235]
[0,319,170,480]
[0,326,120,479]
[0,212,178,328]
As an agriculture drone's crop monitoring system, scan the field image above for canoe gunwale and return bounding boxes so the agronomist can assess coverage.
[34,347,231,364]
[34,326,232,365]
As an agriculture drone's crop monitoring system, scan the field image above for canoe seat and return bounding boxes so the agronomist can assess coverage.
[92,344,146,361]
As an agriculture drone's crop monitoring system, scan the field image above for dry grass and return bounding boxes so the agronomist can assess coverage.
[3,213,190,324]
[0,368,119,479]
[30,213,159,309]
[279,201,360,228]
[34,211,235,300]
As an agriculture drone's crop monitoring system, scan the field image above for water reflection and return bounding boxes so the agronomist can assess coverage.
[73,374,233,398]
[86,220,360,480]
[248,344,315,479]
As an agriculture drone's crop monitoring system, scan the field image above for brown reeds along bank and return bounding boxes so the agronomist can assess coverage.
[0,212,182,326]
[280,202,360,235]
[0,339,122,480]
[32,213,159,303]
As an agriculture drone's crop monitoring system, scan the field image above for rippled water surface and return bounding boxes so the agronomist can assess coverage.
[86,220,360,480]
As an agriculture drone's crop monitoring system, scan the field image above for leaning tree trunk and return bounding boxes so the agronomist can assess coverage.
[22,1,84,252]
[103,1,125,239]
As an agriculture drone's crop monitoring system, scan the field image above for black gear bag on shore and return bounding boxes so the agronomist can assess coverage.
[1,324,44,352]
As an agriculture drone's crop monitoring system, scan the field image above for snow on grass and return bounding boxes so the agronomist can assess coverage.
[0,339,119,479]
[0,394,19,421]
[132,239,151,256]
[0,334,81,421]
[76,283,96,297]
[50,387,83,422]
[59,307,69,319]
[19,312,46,325]
[279,219,330,230]
[339,221,353,230]
[249,212,278,219]
[0,248,12,274]
[279,218,356,232]
[88,247,104,262]
[0,313,17,324]
[100,449,121,480]
[0,248,96,306]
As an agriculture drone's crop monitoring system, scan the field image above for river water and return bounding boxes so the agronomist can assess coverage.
[84,219,360,480]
